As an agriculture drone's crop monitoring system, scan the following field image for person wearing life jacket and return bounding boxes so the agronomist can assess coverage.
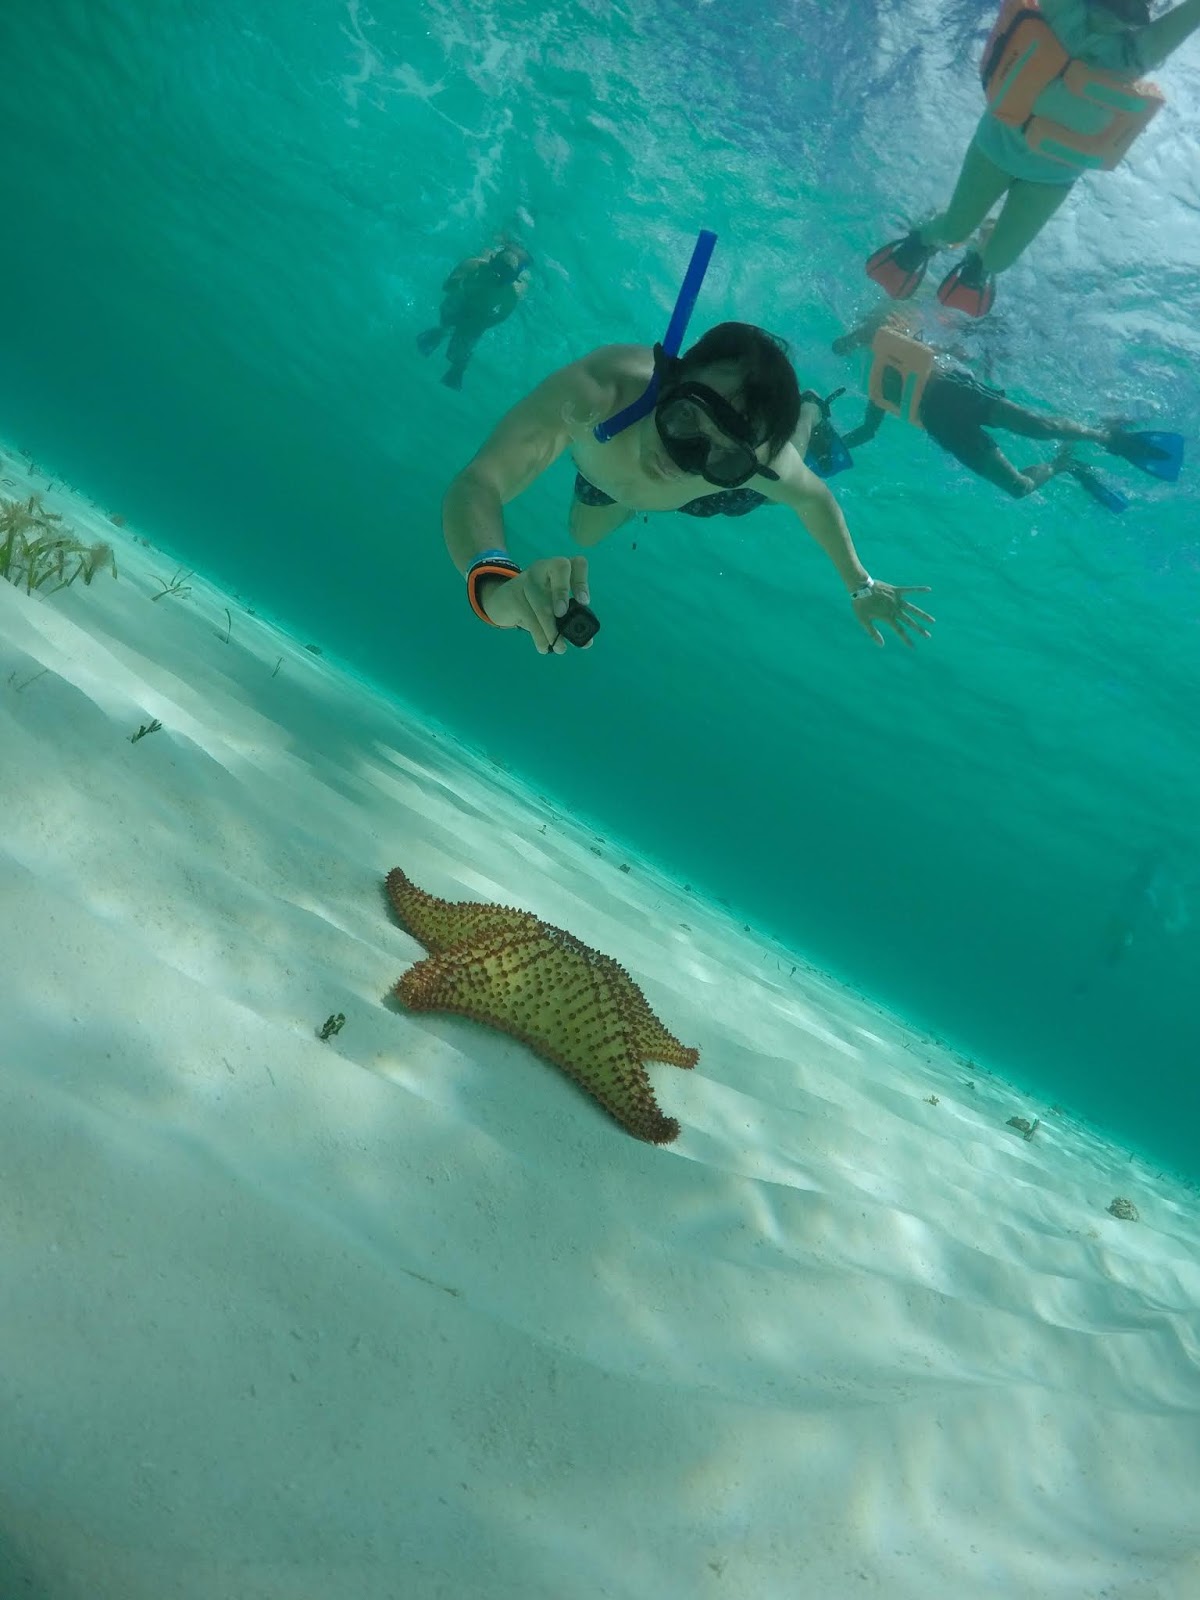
[831,309,1184,501]
[864,0,1200,317]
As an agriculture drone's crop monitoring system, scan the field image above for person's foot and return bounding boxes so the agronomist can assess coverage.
[936,252,996,318]
[864,231,937,299]
[416,327,444,356]
[442,366,465,390]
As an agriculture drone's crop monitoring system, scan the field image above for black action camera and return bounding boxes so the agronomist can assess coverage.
[555,599,601,648]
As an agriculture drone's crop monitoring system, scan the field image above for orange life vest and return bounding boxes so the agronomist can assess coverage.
[867,330,935,428]
[981,0,1163,171]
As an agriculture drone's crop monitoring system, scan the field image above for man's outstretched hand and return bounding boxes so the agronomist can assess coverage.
[853,582,934,647]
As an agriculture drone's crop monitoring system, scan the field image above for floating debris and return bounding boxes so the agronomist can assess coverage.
[130,719,163,744]
[1107,1196,1139,1222]
[317,1012,346,1041]
[1006,1115,1040,1140]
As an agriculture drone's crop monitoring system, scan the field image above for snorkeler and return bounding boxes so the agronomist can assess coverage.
[865,0,1200,316]
[831,309,1184,502]
[417,243,530,389]
[443,320,934,655]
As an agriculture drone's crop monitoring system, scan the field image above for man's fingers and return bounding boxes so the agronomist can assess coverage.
[570,554,590,606]
[896,585,932,596]
[904,604,936,624]
[547,565,572,620]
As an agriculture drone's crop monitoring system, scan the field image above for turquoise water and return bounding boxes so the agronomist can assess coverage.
[1,0,1197,1176]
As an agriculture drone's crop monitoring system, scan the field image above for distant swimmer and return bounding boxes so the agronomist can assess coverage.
[417,242,530,390]
[442,234,932,655]
[831,309,1185,504]
[864,0,1200,316]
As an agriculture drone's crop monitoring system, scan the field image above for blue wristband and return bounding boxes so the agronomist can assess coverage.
[467,548,512,573]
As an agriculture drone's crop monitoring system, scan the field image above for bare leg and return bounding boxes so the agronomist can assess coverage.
[920,141,1013,248]
[569,497,635,547]
[978,179,1074,273]
[987,397,1107,444]
[973,444,1078,498]
[1017,455,1075,493]
[443,327,477,390]
[967,439,1046,497]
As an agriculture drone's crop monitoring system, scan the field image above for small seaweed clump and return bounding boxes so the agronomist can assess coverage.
[1107,1196,1139,1222]
[1,494,117,595]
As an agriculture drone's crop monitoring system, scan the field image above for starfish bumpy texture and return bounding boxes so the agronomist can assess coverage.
[385,868,698,1143]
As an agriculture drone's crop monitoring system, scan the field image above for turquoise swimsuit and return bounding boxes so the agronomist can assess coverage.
[973,0,1148,185]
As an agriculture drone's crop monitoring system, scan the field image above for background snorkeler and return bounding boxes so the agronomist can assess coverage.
[418,241,531,389]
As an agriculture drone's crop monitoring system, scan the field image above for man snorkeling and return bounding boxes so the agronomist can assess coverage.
[830,309,1184,503]
[417,242,530,390]
[443,321,933,655]
[865,0,1200,316]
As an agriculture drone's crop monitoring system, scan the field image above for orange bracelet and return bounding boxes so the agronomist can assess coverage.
[466,557,521,625]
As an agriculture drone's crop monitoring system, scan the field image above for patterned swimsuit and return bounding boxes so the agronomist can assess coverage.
[573,471,767,519]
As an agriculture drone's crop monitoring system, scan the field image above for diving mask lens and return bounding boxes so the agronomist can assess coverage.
[655,392,761,487]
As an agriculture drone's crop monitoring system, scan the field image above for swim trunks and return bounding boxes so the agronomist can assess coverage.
[573,471,767,519]
[918,370,1009,476]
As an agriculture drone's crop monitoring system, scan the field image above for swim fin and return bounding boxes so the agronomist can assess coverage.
[864,231,935,300]
[1105,429,1185,483]
[805,418,854,479]
[936,252,996,318]
[1068,462,1129,514]
[416,327,445,356]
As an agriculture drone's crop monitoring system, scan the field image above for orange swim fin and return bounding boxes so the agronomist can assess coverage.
[936,252,996,318]
[864,231,936,299]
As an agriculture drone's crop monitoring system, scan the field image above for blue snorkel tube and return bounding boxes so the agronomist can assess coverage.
[592,227,853,480]
[593,229,717,443]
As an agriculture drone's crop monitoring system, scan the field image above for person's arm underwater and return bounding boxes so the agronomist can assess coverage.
[1137,0,1200,67]
[763,453,934,647]
[841,402,888,452]
[442,354,615,653]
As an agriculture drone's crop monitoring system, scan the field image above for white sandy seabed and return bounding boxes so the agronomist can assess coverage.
[2,445,1199,1600]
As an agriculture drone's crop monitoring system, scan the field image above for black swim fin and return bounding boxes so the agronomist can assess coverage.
[864,231,935,300]
[416,327,445,356]
[1105,429,1185,483]
[936,252,996,318]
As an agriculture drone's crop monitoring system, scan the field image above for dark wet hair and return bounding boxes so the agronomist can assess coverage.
[675,321,802,458]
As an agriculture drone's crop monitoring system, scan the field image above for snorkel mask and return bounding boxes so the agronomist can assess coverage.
[652,346,780,488]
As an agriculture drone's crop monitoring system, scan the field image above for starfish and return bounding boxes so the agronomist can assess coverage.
[385,868,698,1143]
